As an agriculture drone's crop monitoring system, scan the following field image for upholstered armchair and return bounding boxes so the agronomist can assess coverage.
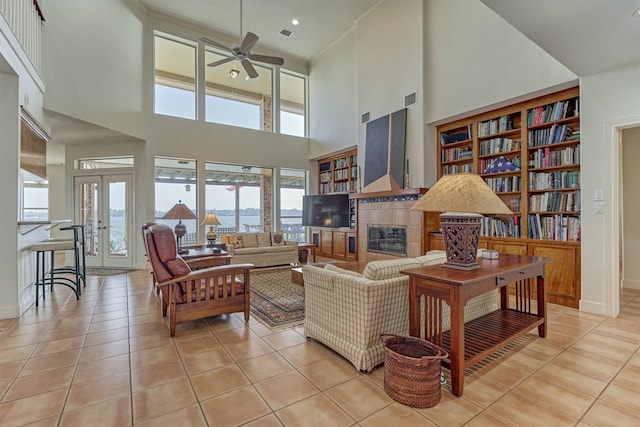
[142,223,253,336]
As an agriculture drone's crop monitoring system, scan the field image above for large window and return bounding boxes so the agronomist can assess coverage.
[154,157,197,242]
[204,50,273,130]
[205,163,271,232]
[280,168,307,242]
[280,72,306,137]
[152,32,306,135]
[154,34,196,120]
[21,170,48,221]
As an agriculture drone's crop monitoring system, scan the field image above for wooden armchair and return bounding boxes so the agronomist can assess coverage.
[142,223,254,336]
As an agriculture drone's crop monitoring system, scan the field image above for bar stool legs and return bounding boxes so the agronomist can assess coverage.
[31,224,86,307]
[31,240,80,306]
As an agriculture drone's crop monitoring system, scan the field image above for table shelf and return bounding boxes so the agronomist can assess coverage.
[440,309,544,369]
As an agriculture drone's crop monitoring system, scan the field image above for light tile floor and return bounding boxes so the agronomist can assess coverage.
[1,270,640,426]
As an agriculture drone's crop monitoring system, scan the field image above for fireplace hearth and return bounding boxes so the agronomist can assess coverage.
[368,225,407,257]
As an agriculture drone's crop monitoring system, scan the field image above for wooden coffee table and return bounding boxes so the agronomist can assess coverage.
[291,266,304,286]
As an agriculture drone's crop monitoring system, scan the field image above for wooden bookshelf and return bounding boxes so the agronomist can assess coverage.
[434,87,581,307]
[317,149,358,194]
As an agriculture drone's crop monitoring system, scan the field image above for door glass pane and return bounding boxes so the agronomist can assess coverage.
[108,181,127,257]
[80,182,99,258]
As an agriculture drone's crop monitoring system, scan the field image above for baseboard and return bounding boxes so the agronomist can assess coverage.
[579,299,606,316]
[622,278,640,290]
[0,304,19,320]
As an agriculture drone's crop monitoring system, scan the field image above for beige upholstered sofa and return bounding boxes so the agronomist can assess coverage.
[302,251,499,372]
[220,231,298,267]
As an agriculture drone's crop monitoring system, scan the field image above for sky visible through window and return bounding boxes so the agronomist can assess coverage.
[153,84,305,218]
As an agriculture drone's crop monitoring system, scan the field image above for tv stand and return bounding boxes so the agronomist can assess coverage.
[309,227,357,261]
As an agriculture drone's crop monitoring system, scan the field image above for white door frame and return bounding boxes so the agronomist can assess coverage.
[72,172,134,269]
[605,115,640,317]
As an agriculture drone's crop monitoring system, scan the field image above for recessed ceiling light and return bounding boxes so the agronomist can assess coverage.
[634,8,640,17]
[291,18,300,26]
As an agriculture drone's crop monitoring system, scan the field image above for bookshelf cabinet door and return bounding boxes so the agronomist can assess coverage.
[529,243,580,308]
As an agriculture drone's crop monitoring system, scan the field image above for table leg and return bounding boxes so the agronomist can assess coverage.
[408,277,419,337]
[449,294,465,397]
[536,275,547,338]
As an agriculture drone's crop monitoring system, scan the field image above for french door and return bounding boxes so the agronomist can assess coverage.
[73,174,133,268]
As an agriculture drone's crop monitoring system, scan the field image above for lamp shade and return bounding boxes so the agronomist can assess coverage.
[162,201,197,220]
[410,174,513,215]
[200,213,221,226]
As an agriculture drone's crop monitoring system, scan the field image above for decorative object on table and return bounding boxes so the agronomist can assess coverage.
[201,212,222,247]
[162,200,197,254]
[411,173,512,270]
[381,334,448,408]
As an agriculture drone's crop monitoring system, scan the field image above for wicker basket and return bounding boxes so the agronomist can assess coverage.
[381,334,448,408]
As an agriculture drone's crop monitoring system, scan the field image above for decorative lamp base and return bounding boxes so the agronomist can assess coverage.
[206,227,217,247]
[440,212,483,270]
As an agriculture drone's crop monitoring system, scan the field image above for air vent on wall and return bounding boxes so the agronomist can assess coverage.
[405,92,417,107]
[280,28,293,37]
[361,112,370,123]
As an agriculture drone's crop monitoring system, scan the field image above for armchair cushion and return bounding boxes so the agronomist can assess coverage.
[324,263,362,277]
[362,258,422,280]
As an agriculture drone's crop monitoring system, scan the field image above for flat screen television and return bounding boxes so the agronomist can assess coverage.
[302,194,350,228]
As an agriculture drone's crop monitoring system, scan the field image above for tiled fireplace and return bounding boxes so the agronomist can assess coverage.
[352,188,428,263]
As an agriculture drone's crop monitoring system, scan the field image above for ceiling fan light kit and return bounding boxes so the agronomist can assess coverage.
[199,0,284,79]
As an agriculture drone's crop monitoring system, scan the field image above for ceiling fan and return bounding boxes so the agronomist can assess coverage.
[199,0,284,79]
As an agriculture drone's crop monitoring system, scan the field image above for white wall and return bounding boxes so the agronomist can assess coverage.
[622,126,640,290]
[41,0,146,139]
[310,0,425,186]
[580,63,640,315]
[309,30,358,159]
[2,8,48,317]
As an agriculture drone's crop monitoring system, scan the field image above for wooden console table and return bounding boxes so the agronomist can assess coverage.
[401,255,549,397]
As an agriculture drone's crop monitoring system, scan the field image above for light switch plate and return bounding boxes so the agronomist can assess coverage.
[594,189,604,201]
[595,201,604,214]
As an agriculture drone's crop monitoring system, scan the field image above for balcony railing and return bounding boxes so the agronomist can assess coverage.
[0,0,45,74]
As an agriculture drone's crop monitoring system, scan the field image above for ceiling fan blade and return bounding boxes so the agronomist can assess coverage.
[207,57,234,68]
[200,36,231,52]
[240,31,259,53]
[249,54,284,66]
[241,59,259,78]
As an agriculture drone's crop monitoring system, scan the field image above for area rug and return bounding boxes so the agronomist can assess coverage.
[85,268,137,276]
[250,266,304,331]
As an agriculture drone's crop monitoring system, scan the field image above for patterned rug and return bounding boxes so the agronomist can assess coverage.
[250,266,304,331]
[85,268,137,276]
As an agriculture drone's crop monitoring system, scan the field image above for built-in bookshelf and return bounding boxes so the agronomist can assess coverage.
[317,149,358,194]
[433,87,581,308]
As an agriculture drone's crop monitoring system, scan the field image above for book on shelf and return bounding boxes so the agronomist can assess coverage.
[441,125,472,145]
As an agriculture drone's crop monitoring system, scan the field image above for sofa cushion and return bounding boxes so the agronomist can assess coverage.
[271,231,285,246]
[324,263,362,277]
[268,245,295,253]
[239,233,258,248]
[256,232,272,247]
[234,247,267,255]
[362,258,422,280]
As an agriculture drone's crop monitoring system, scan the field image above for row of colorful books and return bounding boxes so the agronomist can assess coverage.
[527,214,580,241]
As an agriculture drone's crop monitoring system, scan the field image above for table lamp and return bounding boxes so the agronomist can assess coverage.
[162,200,197,254]
[411,173,513,270]
[201,212,222,247]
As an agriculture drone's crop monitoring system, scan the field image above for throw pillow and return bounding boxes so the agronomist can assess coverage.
[271,232,285,246]
[230,235,244,249]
